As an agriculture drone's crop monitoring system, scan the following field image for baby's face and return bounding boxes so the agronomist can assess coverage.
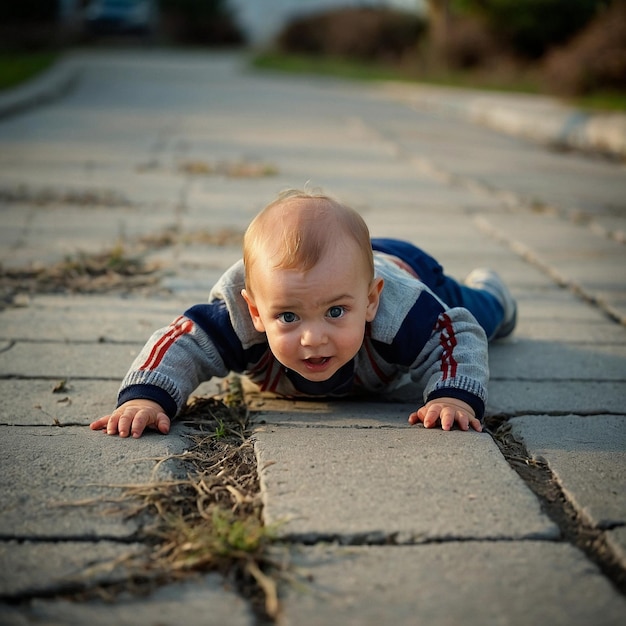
[243,242,383,382]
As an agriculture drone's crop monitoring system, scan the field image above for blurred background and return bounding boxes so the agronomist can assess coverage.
[1,0,625,107]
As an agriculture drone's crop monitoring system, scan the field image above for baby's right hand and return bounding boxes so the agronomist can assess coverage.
[90,399,170,439]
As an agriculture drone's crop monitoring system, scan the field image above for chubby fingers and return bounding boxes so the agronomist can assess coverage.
[409,403,445,429]
[90,406,170,438]
[129,410,170,437]
[90,415,112,431]
[408,402,482,432]
[117,406,170,438]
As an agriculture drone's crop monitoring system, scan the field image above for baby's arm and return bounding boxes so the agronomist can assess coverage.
[90,399,170,438]
[408,397,482,432]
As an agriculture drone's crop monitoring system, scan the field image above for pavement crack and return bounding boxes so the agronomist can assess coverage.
[0,534,140,544]
[486,411,626,424]
[1,422,90,429]
[1,337,143,346]
[0,339,15,354]
[474,214,625,325]
[489,422,626,596]
[278,533,559,547]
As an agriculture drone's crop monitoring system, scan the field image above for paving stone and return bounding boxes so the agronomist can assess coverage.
[0,574,253,626]
[0,424,190,539]
[0,379,122,426]
[0,294,182,343]
[255,425,558,542]
[0,341,142,379]
[0,379,223,427]
[250,398,414,428]
[477,213,626,322]
[509,415,626,528]
[278,542,626,626]
[514,317,625,344]
[488,340,626,380]
[515,289,618,322]
[487,380,626,416]
[0,540,144,597]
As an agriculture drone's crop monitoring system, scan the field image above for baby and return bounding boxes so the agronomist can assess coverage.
[91,189,516,438]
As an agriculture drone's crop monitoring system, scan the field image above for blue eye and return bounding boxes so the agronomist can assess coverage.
[278,312,299,324]
[327,306,345,319]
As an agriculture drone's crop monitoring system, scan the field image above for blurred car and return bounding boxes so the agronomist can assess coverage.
[83,0,157,36]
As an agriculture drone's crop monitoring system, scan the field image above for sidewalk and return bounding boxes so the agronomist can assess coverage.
[2,52,625,159]
[381,81,626,161]
[0,50,625,625]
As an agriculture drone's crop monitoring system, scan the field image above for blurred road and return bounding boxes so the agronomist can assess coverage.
[0,49,625,625]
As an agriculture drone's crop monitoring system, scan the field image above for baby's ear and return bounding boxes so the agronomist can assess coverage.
[241,289,265,332]
[366,278,384,322]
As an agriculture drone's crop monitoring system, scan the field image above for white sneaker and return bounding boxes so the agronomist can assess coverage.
[465,268,517,339]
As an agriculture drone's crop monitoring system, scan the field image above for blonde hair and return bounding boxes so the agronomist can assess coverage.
[243,189,373,293]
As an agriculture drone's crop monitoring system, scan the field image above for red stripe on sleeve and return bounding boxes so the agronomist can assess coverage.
[436,313,458,380]
[139,316,195,371]
[364,338,393,384]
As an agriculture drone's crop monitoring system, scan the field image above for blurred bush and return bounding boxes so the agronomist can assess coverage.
[448,0,607,58]
[429,13,503,70]
[276,7,426,62]
[158,0,243,45]
[542,1,626,96]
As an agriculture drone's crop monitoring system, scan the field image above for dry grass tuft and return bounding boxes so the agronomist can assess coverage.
[177,159,278,178]
[0,243,161,307]
[90,378,284,620]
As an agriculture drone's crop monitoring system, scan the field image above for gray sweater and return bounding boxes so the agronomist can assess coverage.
[118,254,489,419]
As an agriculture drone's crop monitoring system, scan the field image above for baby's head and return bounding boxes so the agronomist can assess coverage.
[241,189,383,382]
[243,189,374,293]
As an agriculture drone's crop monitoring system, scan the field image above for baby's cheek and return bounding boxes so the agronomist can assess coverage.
[341,327,367,354]
[267,333,293,360]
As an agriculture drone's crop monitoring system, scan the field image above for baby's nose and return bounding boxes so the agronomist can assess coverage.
[301,323,327,346]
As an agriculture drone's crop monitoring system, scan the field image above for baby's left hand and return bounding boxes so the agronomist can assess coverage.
[408,398,482,432]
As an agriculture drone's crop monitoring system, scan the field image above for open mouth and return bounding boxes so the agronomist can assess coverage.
[303,356,331,370]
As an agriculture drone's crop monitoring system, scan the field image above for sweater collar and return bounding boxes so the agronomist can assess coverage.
[285,360,355,396]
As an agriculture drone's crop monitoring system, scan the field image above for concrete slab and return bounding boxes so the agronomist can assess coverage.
[255,425,557,542]
[0,540,144,597]
[487,380,626,416]
[278,542,626,626]
[0,294,182,343]
[0,341,142,379]
[0,573,253,626]
[0,379,223,427]
[515,289,618,323]
[509,415,626,528]
[0,424,189,539]
[0,379,122,426]
[476,213,626,323]
[488,340,626,381]
[250,398,414,428]
[514,318,625,344]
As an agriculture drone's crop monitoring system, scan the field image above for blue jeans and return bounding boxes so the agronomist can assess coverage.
[371,238,504,340]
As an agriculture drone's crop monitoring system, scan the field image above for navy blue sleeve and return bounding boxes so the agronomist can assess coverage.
[370,291,445,366]
[183,301,249,372]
